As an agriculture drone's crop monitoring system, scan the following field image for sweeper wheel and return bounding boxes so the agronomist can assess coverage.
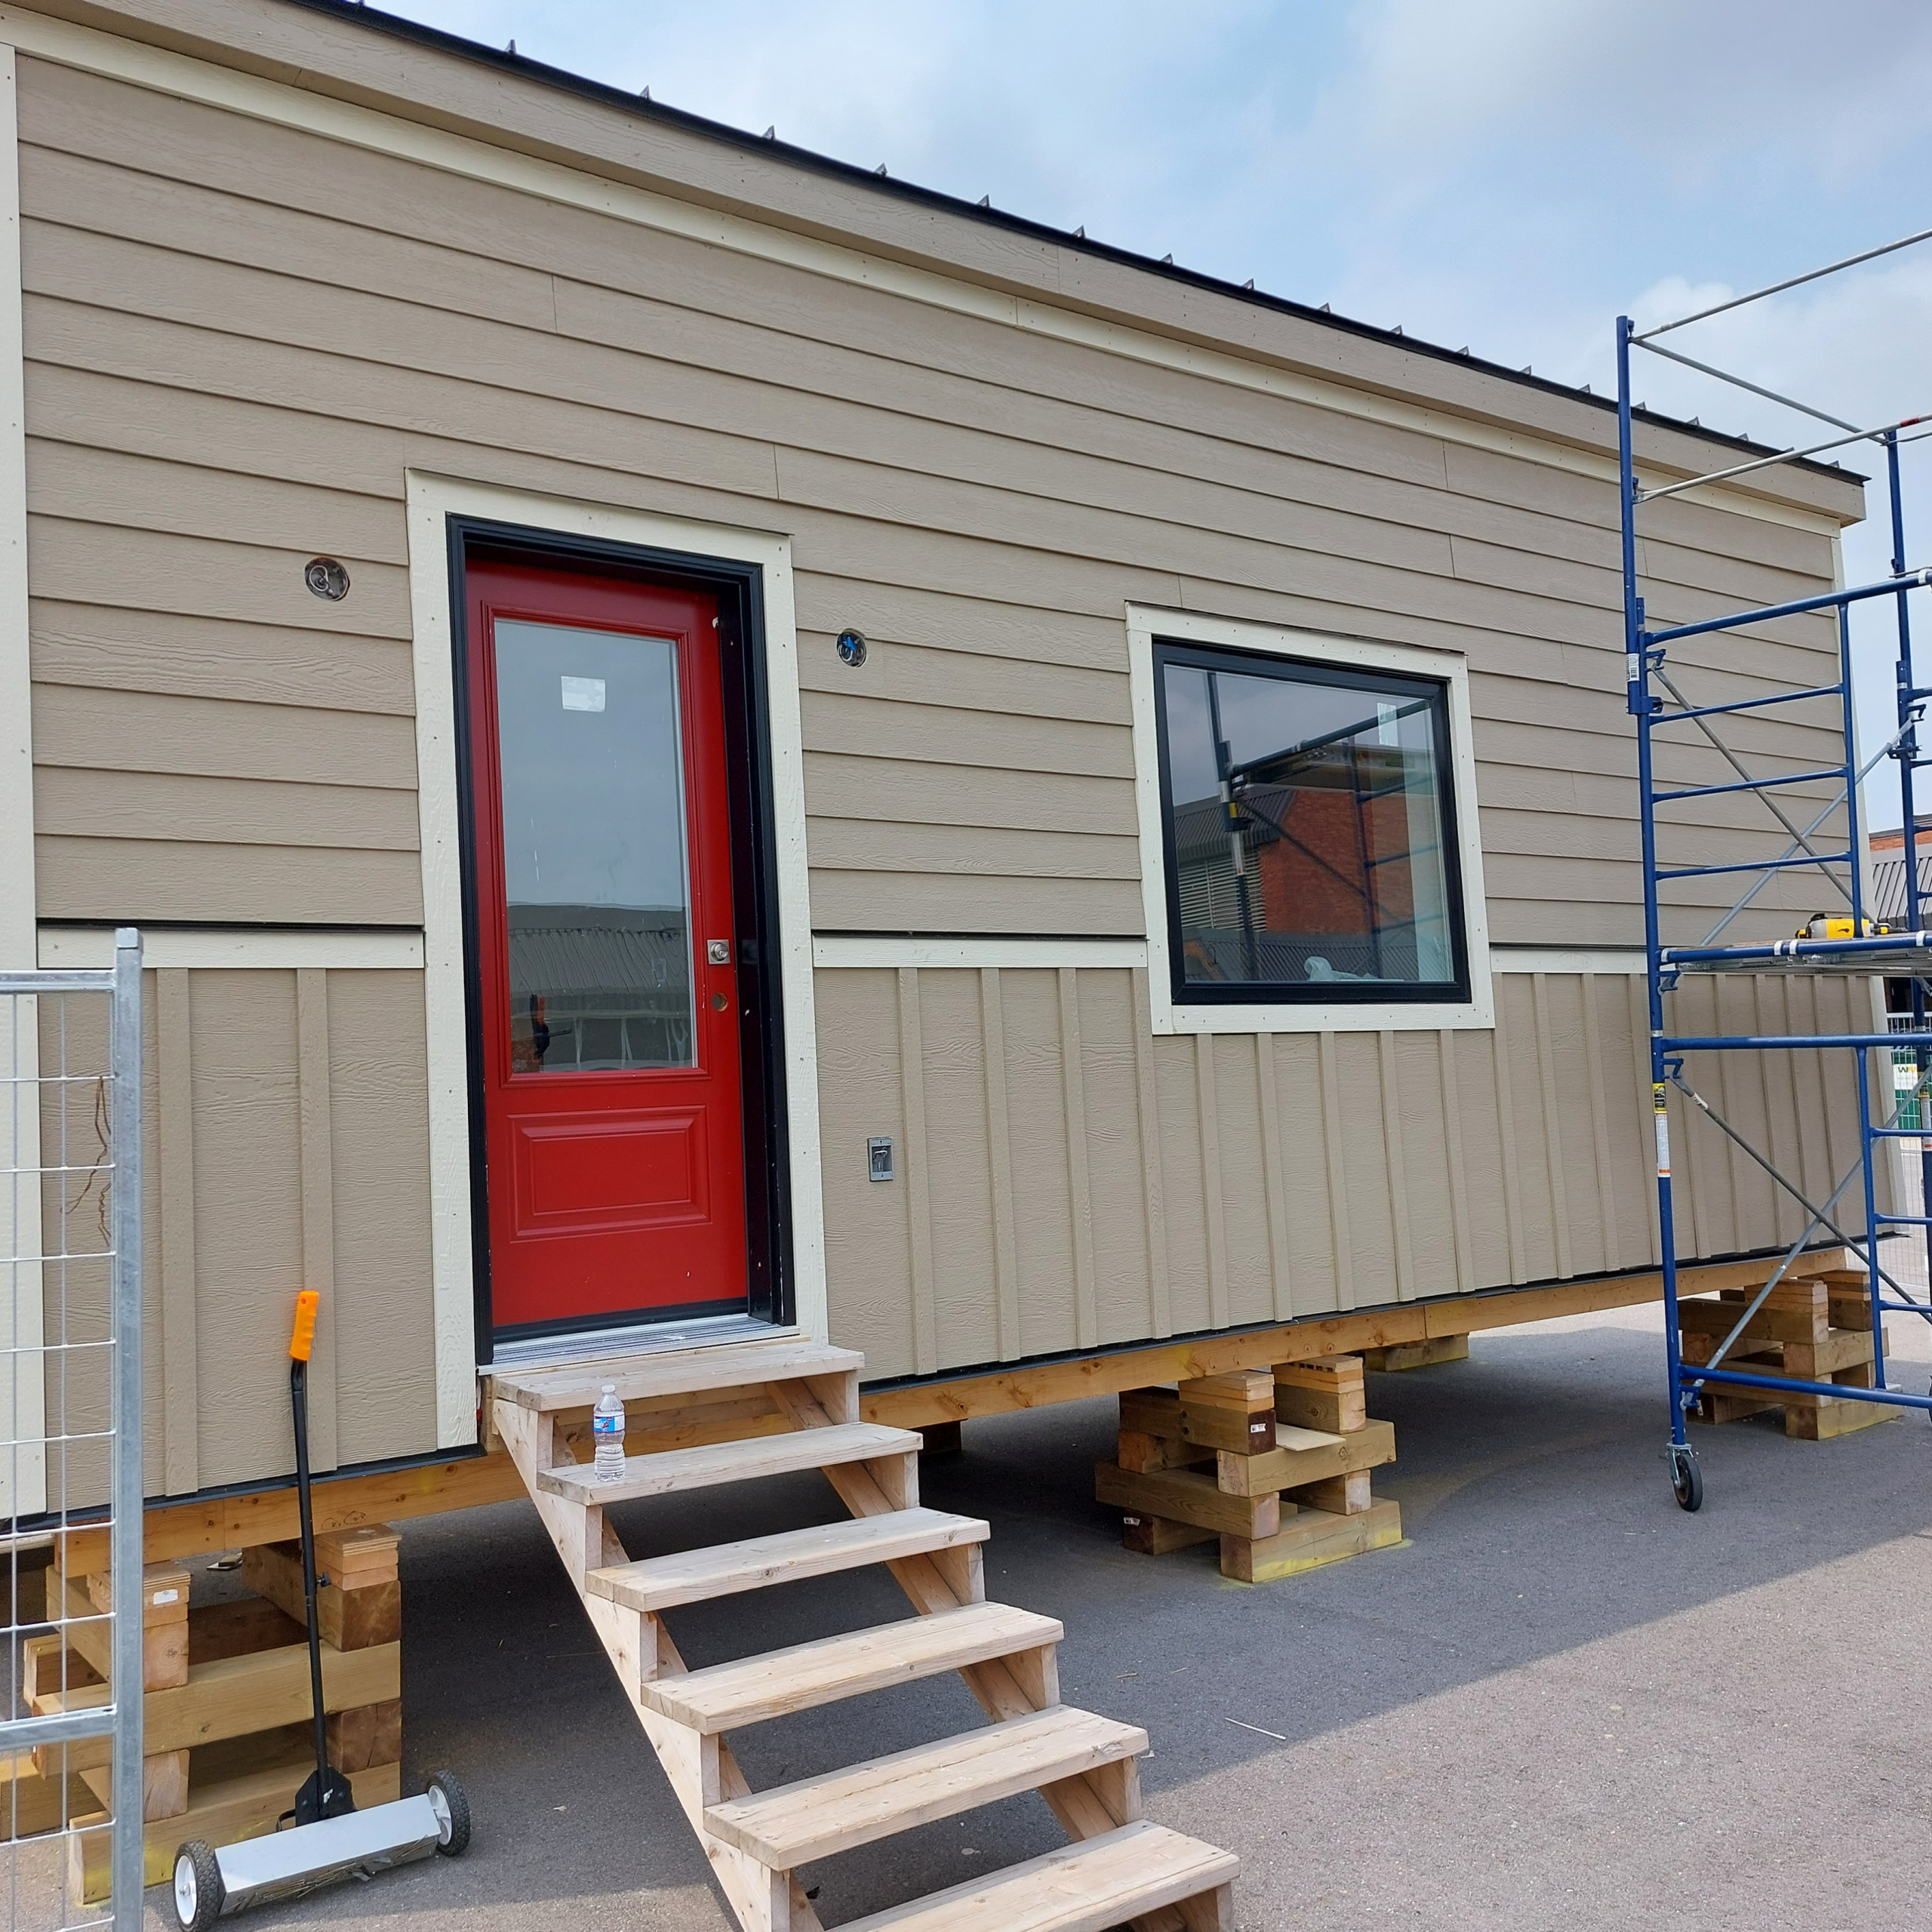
[425,1770,471,1856]
[171,1839,225,1932]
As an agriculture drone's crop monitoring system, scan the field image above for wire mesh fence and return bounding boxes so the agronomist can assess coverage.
[1,934,143,1931]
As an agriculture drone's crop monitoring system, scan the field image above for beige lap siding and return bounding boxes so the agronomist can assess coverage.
[816,965,1876,1380]
[17,54,1856,948]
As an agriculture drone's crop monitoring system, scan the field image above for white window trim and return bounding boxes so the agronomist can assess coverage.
[405,473,826,1444]
[1126,604,1495,1033]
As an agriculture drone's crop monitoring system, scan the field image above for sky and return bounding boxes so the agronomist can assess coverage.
[386,0,1932,822]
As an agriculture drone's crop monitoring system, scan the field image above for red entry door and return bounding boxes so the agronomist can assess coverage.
[466,558,748,1333]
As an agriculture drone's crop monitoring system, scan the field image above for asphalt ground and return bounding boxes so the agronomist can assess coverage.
[143,1297,1932,1932]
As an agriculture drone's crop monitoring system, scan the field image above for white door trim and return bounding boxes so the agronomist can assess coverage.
[403,472,825,1446]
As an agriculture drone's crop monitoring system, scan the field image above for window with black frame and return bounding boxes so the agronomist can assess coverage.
[1153,641,1469,1002]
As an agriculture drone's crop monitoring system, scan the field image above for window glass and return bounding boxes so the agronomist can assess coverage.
[1157,647,1461,996]
[494,619,696,1071]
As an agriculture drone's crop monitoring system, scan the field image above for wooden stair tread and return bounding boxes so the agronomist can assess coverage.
[704,1704,1147,1868]
[586,1508,989,1612]
[493,1337,863,1412]
[643,1602,1062,1733]
[537,1421,920,1506]
[838,1820,1240,1932]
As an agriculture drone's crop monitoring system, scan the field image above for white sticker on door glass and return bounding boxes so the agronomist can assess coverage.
[560,675,607,712]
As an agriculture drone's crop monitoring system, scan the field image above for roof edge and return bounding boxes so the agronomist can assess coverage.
[21,0,1869,515]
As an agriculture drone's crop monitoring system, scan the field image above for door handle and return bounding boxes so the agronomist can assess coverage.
[706,939,731,965]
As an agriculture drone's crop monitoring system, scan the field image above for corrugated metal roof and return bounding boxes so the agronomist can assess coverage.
[1872,857,1932,927]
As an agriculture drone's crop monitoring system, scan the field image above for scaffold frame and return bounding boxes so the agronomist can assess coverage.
[1618,237,1932,1508]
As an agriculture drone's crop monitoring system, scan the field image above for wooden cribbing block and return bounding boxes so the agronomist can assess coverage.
[84,1561,192,1632]
[1680,1327,1873,1377]
[1287,1471,1373,1515]
[1118,1429,1210,1475]
[1120,1514,1216,1556]
[1178,1371,1278,1456]
[57,1569,189,1692]
[1683,1303,1895,1439]
[1095,1463,1281,1540]
[1820,1269,1876,1331]
[327,1697,402,1774]
[22,1634,100,1706]
[1362,1334,1468,1373]
[0,1757,87,1842]
[1275,1358,1366,1433]
[1221,1498,1402,1584]
[34,1632,401,1759]
[312,1527,399,1588]
[60,1564,192,1820]
[1216,1419,1395,1497]
[1120,1384,1269,1456]
[1679,1298,1823,1347]
[75,1749,189,1821]
[243,1539,401,1651]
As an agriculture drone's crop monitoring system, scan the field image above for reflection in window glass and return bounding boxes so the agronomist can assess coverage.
[1158,650,1460,993]
[494,619,696,1071]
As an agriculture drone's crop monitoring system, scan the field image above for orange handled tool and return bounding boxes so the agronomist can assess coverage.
[289,1290,319,1363]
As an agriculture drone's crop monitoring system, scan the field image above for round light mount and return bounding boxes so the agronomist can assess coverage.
[305,556,351,601]
[835,627,867,668]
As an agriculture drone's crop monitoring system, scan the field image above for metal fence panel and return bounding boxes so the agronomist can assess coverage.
[0,932,143,1931]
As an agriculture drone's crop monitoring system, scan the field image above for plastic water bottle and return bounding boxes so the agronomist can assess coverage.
[592,1384,626,1481]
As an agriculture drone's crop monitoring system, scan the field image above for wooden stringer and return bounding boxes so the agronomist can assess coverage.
[492,1337,1238,1932]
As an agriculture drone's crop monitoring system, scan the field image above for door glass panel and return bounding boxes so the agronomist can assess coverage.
[494,619,695,1072]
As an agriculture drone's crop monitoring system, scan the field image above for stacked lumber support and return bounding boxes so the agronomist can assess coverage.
[492,1336,1238,1931]
[1362,1334,1469,1373]
[23,1525,403,1900]
[1097,1356,1401,1584]
[1681,1269,1895,1441]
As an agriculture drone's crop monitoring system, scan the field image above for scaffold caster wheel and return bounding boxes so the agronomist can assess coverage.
[1669,1447,1703,1513]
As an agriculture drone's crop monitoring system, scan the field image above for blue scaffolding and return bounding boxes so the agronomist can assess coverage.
[1617,228,1932,1509]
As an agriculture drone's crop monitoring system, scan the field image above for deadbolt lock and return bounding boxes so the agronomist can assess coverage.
[706,940,732,965]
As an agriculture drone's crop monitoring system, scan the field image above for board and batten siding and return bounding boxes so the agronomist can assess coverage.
[17,54,1859,950]
[40,965,437,1500]
[817,964,1876,1380]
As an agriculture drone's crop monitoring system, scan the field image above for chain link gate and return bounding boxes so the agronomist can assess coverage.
[1,931,143,1930]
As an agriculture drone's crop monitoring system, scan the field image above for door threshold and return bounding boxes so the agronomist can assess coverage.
[488,1312,795,1373]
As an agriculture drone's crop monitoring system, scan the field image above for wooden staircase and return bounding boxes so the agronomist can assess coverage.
[492,1337,1238,1932]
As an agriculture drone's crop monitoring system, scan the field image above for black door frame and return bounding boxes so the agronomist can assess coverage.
[446,515,795,1360]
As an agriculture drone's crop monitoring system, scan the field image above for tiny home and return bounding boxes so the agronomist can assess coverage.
[2,0,1878,1507]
